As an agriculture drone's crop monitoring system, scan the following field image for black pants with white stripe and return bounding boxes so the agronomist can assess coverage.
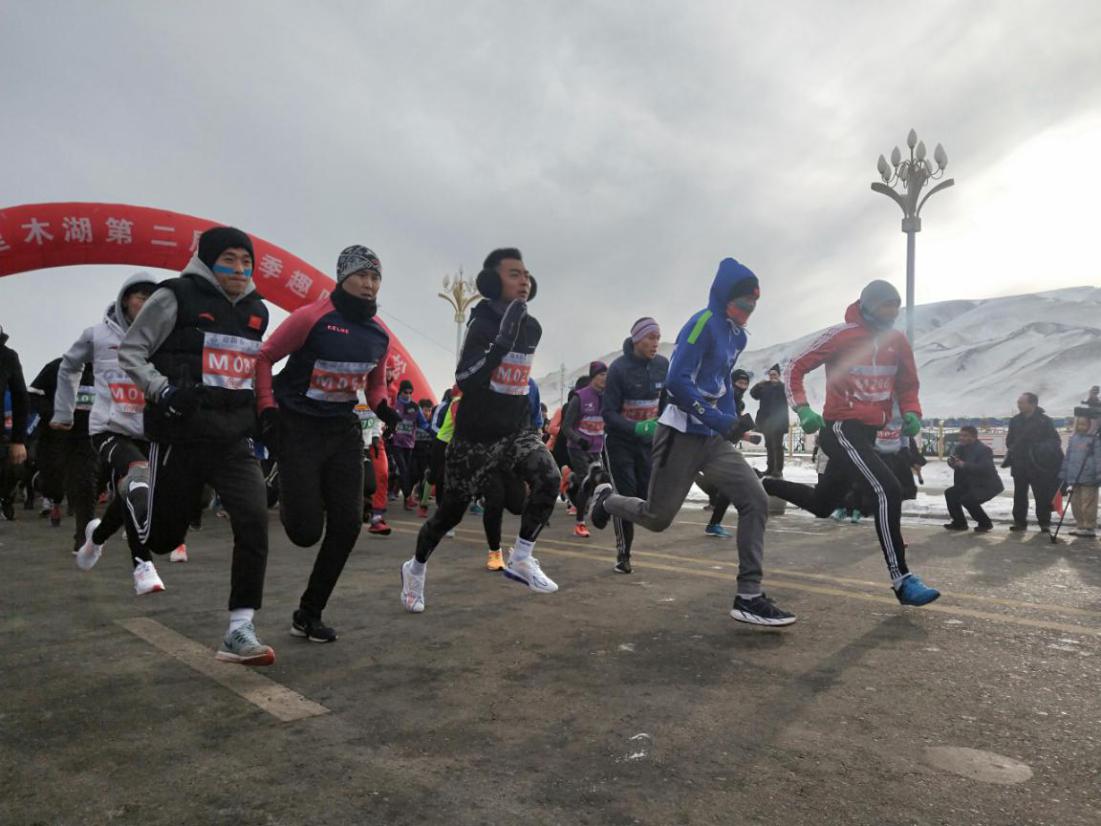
[764,420,908,583]
[604,436,652,556]
[90,432,151,565]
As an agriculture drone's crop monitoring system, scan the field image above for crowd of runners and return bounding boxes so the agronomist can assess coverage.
[0,227,946,666]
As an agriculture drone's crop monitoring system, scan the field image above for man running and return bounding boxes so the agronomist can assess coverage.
[120,226,276,664]
[600,317,668,573]
[399,248,560,612]
[764,279,940,606]
[589,258,795,626]
[255,244,396,643]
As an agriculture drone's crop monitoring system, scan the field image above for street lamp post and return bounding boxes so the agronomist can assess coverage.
[438,268,481,360]
[871,128,955,342]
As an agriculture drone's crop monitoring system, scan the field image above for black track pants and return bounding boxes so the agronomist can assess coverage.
[90,432,151,564]
[604,436,652,556]
[37,429,98,551]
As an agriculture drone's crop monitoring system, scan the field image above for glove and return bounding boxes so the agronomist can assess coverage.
[796,406,824,434]
[577,436,592,452]
[1060,482,1070,496]
[156,384,200,419]
[375,399,400,429]
[259,408,281,458]
[493,299,528,350]
[902,411,922,437]
[727,412,756,443]
[634,419,658,440]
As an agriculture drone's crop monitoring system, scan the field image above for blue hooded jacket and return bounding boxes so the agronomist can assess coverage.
[658,258,754,437]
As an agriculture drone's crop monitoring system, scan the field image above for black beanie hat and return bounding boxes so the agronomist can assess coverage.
[732,369,751,384]
[198,227,254,270]
[399,379,414,394]
[728,274,760,301]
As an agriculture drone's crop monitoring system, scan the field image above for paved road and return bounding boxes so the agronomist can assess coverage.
[2,503,1099,825]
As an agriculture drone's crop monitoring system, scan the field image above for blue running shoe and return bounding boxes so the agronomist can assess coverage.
[705,524,732,539]
[894,574,940,606]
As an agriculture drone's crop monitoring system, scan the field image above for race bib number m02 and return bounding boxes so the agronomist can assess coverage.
[490,351,534,396]
[202,333,260,391]
[306,360,375,403]
[108,381,145,415]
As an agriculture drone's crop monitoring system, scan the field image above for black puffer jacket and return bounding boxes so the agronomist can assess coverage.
[0,329,28,443]
[749,379,789,434]
[1005,408,1063,479]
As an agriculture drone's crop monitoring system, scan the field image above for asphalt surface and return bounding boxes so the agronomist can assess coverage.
[2,500,1100,826]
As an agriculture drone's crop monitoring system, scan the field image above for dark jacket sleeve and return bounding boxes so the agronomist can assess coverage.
[454,314,508,393]
[562,396,584,444]
[5,351,29,443]
[601,363,634,438]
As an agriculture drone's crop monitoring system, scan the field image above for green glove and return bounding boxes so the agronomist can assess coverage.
[634,418,658,440]
[902,411,922,437]
[796,406,824,434]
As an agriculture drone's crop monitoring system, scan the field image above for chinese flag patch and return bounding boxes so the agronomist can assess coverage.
[248,315,263,331]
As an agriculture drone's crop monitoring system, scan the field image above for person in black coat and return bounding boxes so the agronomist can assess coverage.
[0,325,30,520]
[944,426,1004,532]
[1004,392,1063,533]
[749,364,789,477]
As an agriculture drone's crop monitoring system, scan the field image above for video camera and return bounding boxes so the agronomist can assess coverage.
[1073,405,1101,420]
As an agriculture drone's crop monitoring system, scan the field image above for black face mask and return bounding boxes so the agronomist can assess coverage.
[332,283,377,321]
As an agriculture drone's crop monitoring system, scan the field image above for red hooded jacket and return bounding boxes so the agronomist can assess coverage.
[783,301,921,428]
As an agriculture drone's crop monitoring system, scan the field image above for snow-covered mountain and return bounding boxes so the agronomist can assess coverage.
[536,287,1101,418]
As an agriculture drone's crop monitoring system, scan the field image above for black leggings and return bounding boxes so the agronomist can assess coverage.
[604,437,652,555]
[765,420,909,582]
[91,432,151,565]
[277,411,364,618]
[415,432,560,563]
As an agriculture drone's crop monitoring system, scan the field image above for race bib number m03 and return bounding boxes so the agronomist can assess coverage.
[202,333,260,391]
[307,360,376,403]
[490,351,534,396]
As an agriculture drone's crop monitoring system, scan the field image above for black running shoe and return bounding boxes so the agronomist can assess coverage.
[1039,525,1051,535]
[581,462,610,502]
[943,521,968,531]
[973,524,994,533]
[290,610,337,643]
[1009,523,1027,532]
[614,552,632,575]
[589,483,613,530]
[1,499,14,521]
[730,593,796,627]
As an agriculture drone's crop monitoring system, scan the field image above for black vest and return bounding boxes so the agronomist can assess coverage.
[146,274,268,444]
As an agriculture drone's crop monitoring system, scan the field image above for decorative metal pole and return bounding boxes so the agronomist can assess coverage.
[437,268,481,361]
[871,129,955,342]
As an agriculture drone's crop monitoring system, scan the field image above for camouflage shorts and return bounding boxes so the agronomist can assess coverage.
[443,430,554,503]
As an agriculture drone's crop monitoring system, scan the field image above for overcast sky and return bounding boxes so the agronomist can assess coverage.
[2,0,1100,392]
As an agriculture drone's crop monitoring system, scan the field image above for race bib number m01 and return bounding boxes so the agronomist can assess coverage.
[490,351,534,396]
[202,333,260,391]
[306,360,375,403]
[108,381,145,415]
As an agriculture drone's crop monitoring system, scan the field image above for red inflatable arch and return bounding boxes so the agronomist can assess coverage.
[0,202,434,401]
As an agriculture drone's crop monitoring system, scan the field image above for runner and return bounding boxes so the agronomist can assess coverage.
[399,247,560,612]
[600,317,668,573]
[255,244,395,643]
[54,273,178,596]
[589,258,796,626]
[764,279,940,606]
[412,398,436,517]
[0,325,29,521]
[562,361,608,537]
[119,226,276,664]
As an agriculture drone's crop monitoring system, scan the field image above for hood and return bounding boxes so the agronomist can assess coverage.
[112,271,159,333]
[844,300,869,327]
[707,257,757,315]
[0,326,7,347]
[181,253,257,304]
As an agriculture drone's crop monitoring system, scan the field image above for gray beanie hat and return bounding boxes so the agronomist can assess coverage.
[859,280,901,313]
[336,245,382,283]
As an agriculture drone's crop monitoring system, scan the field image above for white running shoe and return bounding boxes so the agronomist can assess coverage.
[133,559,165,595]
[169,544,189,563]
[503,553,558,593]
[400,559,426,613]
[75,518,104,570]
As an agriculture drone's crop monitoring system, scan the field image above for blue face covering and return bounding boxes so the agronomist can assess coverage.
[213,264,253,278]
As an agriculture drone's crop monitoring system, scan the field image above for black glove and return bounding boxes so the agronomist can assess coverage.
[727,412,756,443]
[259,408,281,458]
[1061,482,1070,496]
[156,383,200,419]
[375,399,400,429]
[494,299,528,350]
[577,436,592,452]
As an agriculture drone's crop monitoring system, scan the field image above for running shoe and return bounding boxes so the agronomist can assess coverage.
[503,553,558,593]
[705,524,732,539]
[417,505,429,519]
[1,499,14,521]
[169,544,189,562]
[404,496,417,511]
[486,549,504,571]
[75,518,104,570]
[589,483,613,530]
[216,622,275,666]
[1038,525,1051,535]
[730,593,797,626]
[893,574,940,606]
[573,522,591,538]
[850,509,862,524]
[133,559,166,595]
[368,519,392,536]
[614,552,632,575]
[1009,523,1027,532]
[400,558,426,613]
[469,502,484,516]
[566,504,577,516]
[830,508,847,522]
[49,503,62,527]
[943,521,969,531]
[581,462,610,503]
[973,524,994,533]
[290,610,337,643]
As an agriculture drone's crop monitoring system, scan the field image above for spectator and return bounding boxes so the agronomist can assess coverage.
[1004,392,1063,534]
[0,325,30,520]
[944,426,1003,533]
[750,364,789,477]
[1059,417,1098,538]
[1083,386,1101,409]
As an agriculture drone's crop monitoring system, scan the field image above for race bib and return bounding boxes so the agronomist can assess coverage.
[108,380,145,415]
[202,333,260,390]
[621,398,659,422]
[490,351,533,396]
[579,415,605,436]
[306,359,375,403]
[75,384,96,412]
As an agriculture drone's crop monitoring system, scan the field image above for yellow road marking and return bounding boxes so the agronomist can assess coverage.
[118,617,330,722]
[385,522,1101,637]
